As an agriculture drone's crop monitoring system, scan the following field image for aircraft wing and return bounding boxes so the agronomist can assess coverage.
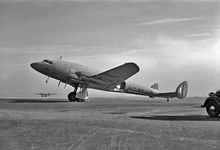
[90,63,139,90]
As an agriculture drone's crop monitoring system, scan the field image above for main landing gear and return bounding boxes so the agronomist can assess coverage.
[67,85,88,102]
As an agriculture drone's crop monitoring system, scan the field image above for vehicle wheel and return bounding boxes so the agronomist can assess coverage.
[68,92,76,102]
[206,101,220,117]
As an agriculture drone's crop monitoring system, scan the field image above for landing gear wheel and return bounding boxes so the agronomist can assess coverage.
[68,92,76,102]
[206,101,220,117]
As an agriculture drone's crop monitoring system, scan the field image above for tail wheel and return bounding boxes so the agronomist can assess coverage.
[206,101,220,117]
[68,92,76,102]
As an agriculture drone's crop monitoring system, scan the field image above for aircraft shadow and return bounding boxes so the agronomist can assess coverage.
[130,115,220,121]
[5,99,67,103]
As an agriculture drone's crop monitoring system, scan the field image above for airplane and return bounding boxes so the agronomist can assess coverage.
[30,59,188,102]
[35,92,56,97]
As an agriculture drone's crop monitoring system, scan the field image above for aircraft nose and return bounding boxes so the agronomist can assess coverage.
[30,62,39,70]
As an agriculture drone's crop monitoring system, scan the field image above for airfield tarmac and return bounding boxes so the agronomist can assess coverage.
[0,97,219,150]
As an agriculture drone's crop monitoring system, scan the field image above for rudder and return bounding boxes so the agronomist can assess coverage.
[176,81,188,99]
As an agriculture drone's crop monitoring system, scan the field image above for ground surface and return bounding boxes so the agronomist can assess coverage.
[0,97,219,150]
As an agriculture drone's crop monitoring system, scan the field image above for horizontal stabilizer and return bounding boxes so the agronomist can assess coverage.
[156,81,188,99]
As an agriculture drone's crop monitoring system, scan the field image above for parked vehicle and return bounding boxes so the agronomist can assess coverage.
[201,90,220,117]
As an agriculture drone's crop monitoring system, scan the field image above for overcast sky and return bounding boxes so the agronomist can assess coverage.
[0,0,219,98]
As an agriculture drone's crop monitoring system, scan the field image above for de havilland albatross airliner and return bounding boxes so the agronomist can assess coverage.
[31,59,188,102]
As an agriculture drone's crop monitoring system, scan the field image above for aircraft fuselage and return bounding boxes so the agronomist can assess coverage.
[31,60,102,89]
[31,59,188,102]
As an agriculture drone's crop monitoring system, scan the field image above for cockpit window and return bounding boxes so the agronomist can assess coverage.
[43,59,52,64]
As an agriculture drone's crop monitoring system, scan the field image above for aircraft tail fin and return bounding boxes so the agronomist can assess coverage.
[175,81,188,99]
[156,81,188,99]
[151,83,159,90]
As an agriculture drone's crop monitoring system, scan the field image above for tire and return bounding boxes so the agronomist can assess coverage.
[68,92,76,102]
[206,100,220,117]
